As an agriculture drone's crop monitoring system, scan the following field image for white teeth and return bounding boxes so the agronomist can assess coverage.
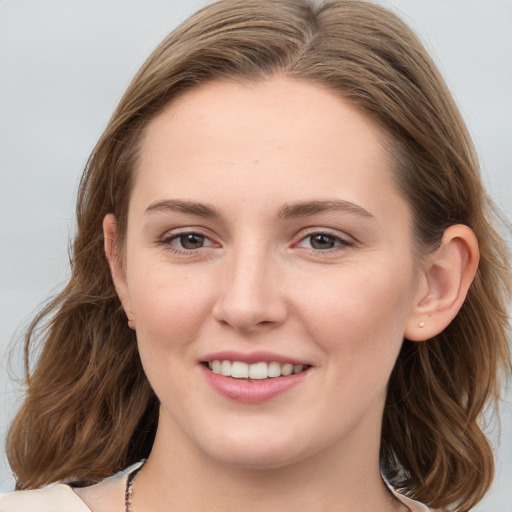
[249,362,268,380]
[281,363,293,376]
[208,360,307,379]
[231,361,249,378]
[267,361,281,378]
[220,360,231,376]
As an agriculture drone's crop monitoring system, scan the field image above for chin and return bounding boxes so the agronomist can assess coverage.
[209,445,303,471]
[193,423,316,471]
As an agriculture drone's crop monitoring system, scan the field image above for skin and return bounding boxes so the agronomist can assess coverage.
[83,77,478,512]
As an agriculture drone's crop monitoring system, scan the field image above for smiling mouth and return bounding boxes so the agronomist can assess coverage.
[203,360,310,380]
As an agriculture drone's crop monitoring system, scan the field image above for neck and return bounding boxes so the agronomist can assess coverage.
[133,415,403,512]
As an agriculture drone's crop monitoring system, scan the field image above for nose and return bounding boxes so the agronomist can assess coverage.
[212,246,288,333]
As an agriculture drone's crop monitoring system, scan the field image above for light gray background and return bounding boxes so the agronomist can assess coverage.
[1,1,511,509]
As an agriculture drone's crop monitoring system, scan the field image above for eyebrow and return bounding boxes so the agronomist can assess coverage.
[145,198,373,220]
[277,200,374,219]
[145,199,220,217]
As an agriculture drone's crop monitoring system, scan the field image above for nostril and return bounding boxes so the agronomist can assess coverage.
[211,270,288,331]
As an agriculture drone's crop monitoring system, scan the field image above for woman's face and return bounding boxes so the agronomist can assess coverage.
[110,78,425,470]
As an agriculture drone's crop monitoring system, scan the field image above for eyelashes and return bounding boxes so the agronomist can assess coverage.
[167,233,213,250]
[159,228,355,257]
[160,231,219,254]
[294,231,353,251]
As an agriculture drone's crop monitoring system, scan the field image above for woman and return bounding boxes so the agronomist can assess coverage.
[1,0,510,511]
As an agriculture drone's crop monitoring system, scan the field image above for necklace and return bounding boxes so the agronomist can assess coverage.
[125,461,145,512]
[124,460,411,512]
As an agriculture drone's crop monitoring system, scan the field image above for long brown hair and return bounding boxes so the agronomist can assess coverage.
[7,1,511,510]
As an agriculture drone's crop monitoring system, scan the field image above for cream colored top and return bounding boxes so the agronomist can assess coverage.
[0,464,435,512]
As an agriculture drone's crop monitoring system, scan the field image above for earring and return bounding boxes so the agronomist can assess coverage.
[418,296,431,328]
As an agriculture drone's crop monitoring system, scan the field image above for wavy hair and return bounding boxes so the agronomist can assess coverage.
[7,1,511,510]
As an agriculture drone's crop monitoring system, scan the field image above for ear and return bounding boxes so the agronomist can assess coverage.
[103,214,133,325]
[405,224,479,342]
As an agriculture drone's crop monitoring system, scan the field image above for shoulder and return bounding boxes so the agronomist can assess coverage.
[392,490,440,512]
[0,461,143,512]
[71,462,136,512]
[0,484,91,512]
[385,479,440,512]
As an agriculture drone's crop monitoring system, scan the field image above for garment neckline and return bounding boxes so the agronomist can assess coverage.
[68,461,430,512]
[68,461,145,512]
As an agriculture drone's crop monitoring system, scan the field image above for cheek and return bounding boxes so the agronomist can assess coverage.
[128,268,216,406]
[128,265,214,350]
[297,262,415,367]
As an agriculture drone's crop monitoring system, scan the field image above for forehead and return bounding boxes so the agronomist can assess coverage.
[133,77,406,224]
[141,77,391,164]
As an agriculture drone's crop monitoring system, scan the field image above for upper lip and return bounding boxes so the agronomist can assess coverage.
[200,350,310,366]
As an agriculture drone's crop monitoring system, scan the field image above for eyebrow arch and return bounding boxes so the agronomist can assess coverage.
[277,200,374,219]
[145,199,220,218]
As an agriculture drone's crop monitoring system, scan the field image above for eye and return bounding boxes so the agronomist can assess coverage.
[296,231,352,251]
[174,233,207,250]
[163,231,217,251]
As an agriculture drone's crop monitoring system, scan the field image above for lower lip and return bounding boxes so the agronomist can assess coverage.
[201,365,310,404]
